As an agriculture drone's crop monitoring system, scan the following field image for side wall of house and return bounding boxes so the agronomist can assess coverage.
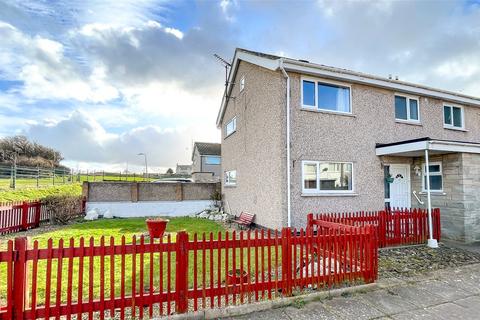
[288,72,480,229]
[220,61,286,229]
[192,148,201,173]
[200,157,221,177]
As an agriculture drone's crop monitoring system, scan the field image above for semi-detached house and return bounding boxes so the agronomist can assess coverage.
[217,48,480,243]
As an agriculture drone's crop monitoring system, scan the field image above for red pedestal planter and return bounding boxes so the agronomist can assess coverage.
[146,219,169,239]
[227,269,249,285]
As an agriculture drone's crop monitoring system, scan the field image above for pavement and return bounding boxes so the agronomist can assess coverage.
[223,263,480,320]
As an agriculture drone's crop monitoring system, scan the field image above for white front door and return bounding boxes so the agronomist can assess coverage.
[389,164,411,209]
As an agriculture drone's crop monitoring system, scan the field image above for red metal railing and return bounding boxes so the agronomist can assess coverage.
[0,227,377,319]
[0,198,86,235]
[307,208,441,248]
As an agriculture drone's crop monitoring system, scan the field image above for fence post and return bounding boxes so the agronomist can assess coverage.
[175,231,189,313]
[13,237,27,319]
[21,202,29,231]
[36,166,40,189]
[281,228,292,296]
[307,213,313,233]
[34,202,41,227]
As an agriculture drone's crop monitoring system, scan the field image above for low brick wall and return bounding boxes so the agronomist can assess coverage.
[83,181,220,202]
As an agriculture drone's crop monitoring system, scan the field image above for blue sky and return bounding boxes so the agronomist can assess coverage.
[0,0,479,172]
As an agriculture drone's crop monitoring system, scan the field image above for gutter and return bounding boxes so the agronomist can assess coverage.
[279,59,292,228]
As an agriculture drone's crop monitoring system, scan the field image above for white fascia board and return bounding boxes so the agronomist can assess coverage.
[429,141,480,154]
[283,62,480,107]
[376,141,428,156]
[216,52,281,127]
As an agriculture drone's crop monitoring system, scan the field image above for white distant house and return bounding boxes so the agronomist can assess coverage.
[176,164,192,175]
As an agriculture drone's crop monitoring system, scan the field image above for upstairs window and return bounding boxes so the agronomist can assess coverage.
[225,170,237,186]
[444,105,464,129]
[395,95,419,122]
[302,79,351,113]
[205,156,221,165]
[225,117,236,137]
[422,162,443,192]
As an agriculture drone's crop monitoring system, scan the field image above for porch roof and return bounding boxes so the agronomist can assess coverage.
[375,137,480,157]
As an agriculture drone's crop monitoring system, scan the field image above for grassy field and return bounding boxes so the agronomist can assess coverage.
[0,217,280,308]
[0,183,82,202]
[0,174,154,191]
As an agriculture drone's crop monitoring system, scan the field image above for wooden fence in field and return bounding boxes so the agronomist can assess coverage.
[0,199,86,235]
[0,226,377,319]
[307,208,441,248]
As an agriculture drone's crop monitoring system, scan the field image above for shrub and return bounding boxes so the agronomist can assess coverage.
[43,195,84,225]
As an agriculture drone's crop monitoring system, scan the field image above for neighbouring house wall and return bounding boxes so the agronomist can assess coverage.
[411,154,465,241]
[200,157,221,178]
[85,182,219,202]
[192,149,221,178]
[192,148,202,173]
[288,72,480,229]
[221,61,286,229]
[410,153,480,243]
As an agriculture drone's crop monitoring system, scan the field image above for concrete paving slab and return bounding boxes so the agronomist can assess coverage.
[387,285,447,308]
[453,295,480,313]
[323,296,385,320]
[224,308,290,320]
[391,309,436,320]
[419,279,472,300]
[425,302,475,320]
[441,275,480,294]
[359,289,417,315]
[283,301,343,320]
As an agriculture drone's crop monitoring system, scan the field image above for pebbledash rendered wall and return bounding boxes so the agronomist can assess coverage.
[220,61,287,230]
[221,60,480,242]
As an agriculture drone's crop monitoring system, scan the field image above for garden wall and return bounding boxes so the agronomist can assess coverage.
[83,181,220,202]
[83,181,220,218]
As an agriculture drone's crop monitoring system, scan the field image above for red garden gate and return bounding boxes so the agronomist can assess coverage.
[307,208,441,247]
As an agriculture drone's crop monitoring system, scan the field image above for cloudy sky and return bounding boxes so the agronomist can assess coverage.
[0,0,479,173]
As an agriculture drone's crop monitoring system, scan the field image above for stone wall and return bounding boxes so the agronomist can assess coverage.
[411,153,480,243]
[84,181,220,203]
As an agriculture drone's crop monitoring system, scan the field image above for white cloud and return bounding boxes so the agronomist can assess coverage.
[25,110,219,169]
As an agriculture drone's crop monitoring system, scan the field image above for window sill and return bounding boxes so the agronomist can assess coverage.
[443,126,467,132]
[300,108,356,118]
[395,119,422,126]
[301,193,358,197]
[224,184,237,188]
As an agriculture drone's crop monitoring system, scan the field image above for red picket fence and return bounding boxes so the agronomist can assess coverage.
[307,208,441,248]
[0,226,377,319]
[0,199,86,235]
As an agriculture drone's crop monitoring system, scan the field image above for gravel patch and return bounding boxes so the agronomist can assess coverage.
[378,243,480,279]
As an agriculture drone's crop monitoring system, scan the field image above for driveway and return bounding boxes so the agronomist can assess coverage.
[224,263,480,320]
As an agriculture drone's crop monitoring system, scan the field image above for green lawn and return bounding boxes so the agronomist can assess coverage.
[0,183,82,202]
[0,217,281,308]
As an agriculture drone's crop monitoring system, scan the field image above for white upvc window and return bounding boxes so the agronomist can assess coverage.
[225,117,236,137]
[240,75,245,92]
[443,104,464,130]
[422,162,443,192]
[395,94,420,122]
[301,78,352,114]
[225,170,237,186]
[302,161,354,194]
